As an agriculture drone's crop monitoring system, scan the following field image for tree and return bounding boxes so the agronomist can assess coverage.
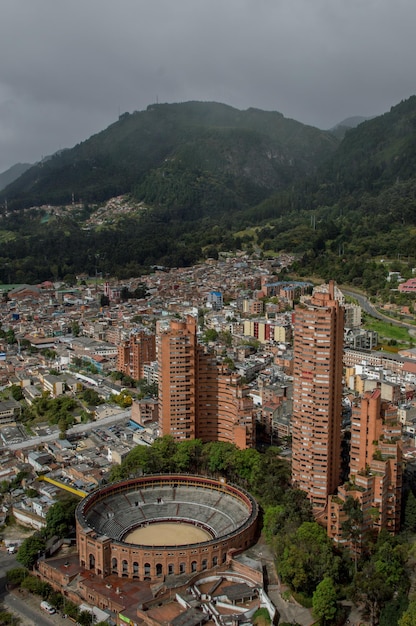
[63,274,76,286]
[6,567,29,586]
[231,448,262,485]
[112,390,133,408]
[81,388,103,406]
[202,441,237,474]
[351,561,392,626]
[251,447,291,506]
[312,577,338,625]
[202,328,218,343]
[403,490,416,531]
[78,610,95,626]
[374,540,407,591]
[263,505,286,543]
[6,329,16,344]
[45,496,78,538]
[21,574,52,597]
[110,443,149,481]
[10,384,23,401]
[399,600,416,626]
[173,439,204,473]
[219,330,233,346]
[139,381,158,397]
[16,535,46,569]
[341,496,364,569]
[278,522,340,597]
[380,592,409,626]
[146,435,178,473]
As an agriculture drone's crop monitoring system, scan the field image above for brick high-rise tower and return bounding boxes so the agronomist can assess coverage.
[327,389,403,545]
[117,331,156,381]
[158,316,254,448]
[291,281,344,512]
[158,316,198,441]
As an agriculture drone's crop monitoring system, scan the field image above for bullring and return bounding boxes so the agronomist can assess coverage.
[76,474,259,582]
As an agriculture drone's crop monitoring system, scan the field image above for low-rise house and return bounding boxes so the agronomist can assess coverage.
[27,450,53,473]
[0,399,21,425]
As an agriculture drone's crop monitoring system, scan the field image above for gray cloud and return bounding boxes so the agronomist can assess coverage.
[0,0,415,172]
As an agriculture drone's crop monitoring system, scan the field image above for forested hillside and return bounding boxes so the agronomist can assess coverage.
[0,101,337,212]
[1,98,416,286]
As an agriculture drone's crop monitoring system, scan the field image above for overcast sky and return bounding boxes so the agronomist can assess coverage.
[1,0,415,173]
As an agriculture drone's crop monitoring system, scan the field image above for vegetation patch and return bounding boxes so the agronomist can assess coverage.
[362,315,414,346]
[252,607,271,624]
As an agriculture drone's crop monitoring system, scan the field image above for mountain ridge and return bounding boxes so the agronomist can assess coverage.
[0,101,338,211]
[0,162,32,191]
[1,97,416,288]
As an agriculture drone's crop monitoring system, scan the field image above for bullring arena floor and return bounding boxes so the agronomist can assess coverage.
[123,521,212,545]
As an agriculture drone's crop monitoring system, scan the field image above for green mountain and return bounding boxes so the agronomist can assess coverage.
[0,101,338,212]
[0,162,32,191]
[245,97,416,291]
[1,97,416,290]
[328,116,372,140]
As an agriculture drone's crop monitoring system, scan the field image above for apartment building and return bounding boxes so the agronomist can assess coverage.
[117,331,156,380]
[328,389,402,545]
[291,281,344,512]
[158,316,254,448]
[243,319,291,344]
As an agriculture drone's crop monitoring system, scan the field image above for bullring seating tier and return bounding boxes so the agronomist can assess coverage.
[83,482,250,543]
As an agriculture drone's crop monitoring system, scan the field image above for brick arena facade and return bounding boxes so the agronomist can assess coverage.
[76,475,259,582]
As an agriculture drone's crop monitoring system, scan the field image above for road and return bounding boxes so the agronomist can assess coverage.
[4,408,131,451]
[0,552,19,592]
[343,288,416,333]
[1,589,70,626]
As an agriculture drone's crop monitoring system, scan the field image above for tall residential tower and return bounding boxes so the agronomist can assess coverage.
[157,316,254,448]
[291,281,344,512]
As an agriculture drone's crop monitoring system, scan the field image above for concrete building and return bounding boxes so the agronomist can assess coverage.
[344,303,362,329]
[207,290,223,310]
[291,281,344,513]
[243,319,291,344]
[158,316,254,448]
[344,328,378,350]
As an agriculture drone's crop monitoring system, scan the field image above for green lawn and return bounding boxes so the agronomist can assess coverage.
[363,315,414,347]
